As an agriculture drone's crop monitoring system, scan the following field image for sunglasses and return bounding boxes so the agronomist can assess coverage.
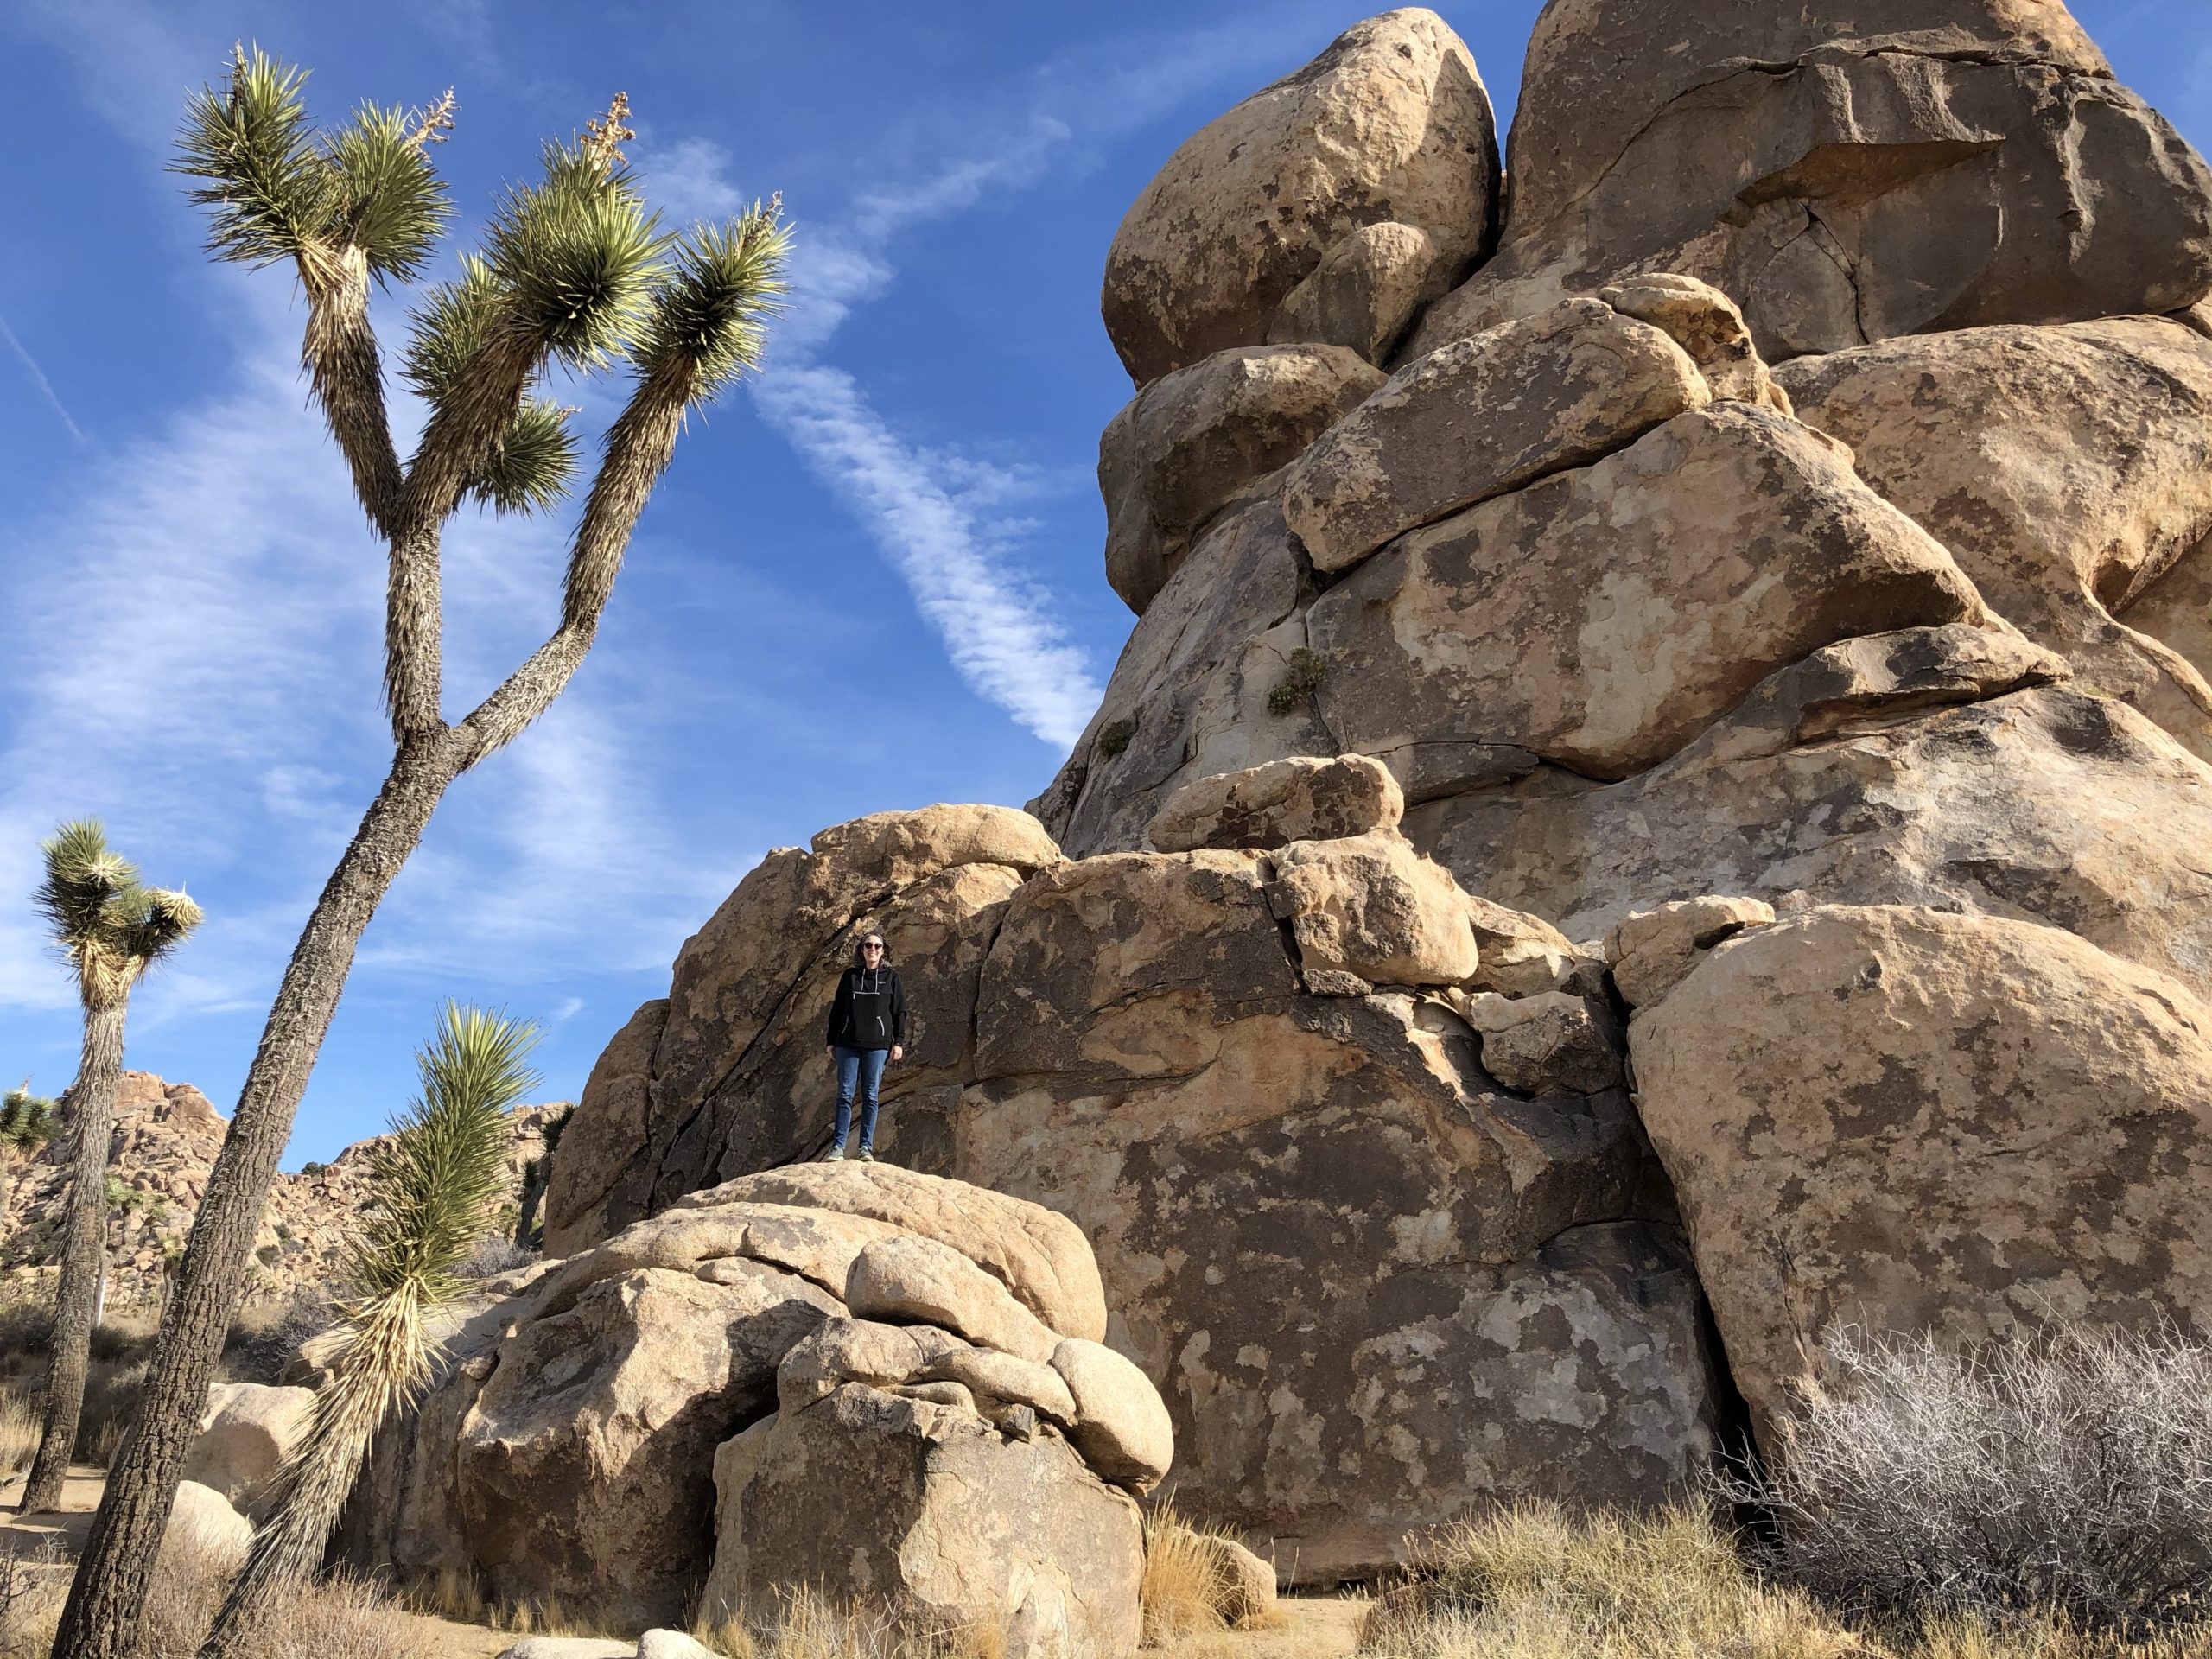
[861,942,885,951]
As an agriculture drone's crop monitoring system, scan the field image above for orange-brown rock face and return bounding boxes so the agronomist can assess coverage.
[548,0,2212,1593]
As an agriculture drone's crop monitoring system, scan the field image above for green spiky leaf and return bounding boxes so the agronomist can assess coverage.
[636,204,791,403]
[0,1089,60,1152]
[174,45,332,270]
[323,100,452,282]
[347,1003,539,1306]
[34,821,140,949]
[468,397,580,516]
[485,139,667,372]
[114,887,207,969]
[400,255,504,404]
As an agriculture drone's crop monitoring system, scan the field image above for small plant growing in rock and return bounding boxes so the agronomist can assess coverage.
[1266,647,1328,717]
[204,1004,540,1654]
[1096,717,1136,760]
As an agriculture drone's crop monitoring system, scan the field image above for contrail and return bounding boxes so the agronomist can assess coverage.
[0,314,92,447]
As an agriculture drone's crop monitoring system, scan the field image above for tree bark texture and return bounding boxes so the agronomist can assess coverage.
[51,734,464,1659]
[21,999,127,1514]
[513,1163,546,1248]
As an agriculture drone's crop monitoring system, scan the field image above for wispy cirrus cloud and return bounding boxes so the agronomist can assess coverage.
[634,8,1357,749]
[636,116,1105,749]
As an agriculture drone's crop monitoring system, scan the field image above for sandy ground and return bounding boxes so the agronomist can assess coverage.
[3,1469,1366,1659]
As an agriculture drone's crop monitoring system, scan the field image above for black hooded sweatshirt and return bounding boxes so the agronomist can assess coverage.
[826,964,906,1052]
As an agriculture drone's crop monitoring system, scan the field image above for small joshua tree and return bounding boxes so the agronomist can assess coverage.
[203,1005,537,1656]
[0,1084,60,1214]
[20,822,201,1516]
[55,51,786,1659]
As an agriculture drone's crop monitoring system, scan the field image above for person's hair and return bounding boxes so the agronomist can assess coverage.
[853,932,890,969]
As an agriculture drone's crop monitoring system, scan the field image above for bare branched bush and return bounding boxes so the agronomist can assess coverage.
[0,1539,67,1659]
[220,1283,337,1384]
[457,1233,536,1280]
[1726,1325,2212,1633]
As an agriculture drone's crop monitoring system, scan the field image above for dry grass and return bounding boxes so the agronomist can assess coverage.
[79,1351,150,1466]
[0,1527,415,1659]
[0,1392,38,1480]
[695,1585,1015,1659]
[1357,1503,2212,1659]
[1359,1501,1859,1659]
[1143,1502,1239,1644]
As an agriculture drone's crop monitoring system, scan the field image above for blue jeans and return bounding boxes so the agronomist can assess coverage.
[832,1046,889,1153]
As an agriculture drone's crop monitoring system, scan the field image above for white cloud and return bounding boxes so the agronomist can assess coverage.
[630,118,1109,749]
[754,362,1099,747]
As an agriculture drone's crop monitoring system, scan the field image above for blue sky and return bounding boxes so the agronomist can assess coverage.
[2,1,2205,1164]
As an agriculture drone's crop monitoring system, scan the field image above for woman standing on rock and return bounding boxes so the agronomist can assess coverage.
[824,932,904,1161]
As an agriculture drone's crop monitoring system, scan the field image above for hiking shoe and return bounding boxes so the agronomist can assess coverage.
[859,1148,875,1162]
[825,1145,845,1161]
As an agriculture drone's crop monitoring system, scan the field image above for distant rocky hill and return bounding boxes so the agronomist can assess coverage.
[0,1070,565,1308]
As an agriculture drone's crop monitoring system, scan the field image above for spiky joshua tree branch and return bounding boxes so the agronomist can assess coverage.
[53,50,787,1659]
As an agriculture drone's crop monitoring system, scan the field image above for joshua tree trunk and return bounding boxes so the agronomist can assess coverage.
[513,1161,546,1248]
[21,1000,127,1513]
[52,733,462,1657]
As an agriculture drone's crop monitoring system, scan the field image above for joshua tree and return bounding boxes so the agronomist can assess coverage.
[203,1005,537,1656]
[54,51,786,1658]
[21,823,202,1516]
[0,1082,60,1250]
[512,1103,571,1248]
[0,1084,60,1213]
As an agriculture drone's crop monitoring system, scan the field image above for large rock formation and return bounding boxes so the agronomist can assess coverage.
[540,800,1719,1581]
[348,1166,1161,1651]
[541,0,2212,1599]
[1403,0,2212,362]
[1629,904,2212,1444]
[1102,9,1500,385]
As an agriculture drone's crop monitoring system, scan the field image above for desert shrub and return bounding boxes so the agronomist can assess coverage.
[458,1232,537,1280]
[1096,718,1136,760]
[88,1304,160,1365]
[1267,647,1328,716]
[0,1286,54,1358]
[79,1351,151,1466]
[130,1529,410,1659]
[219,1281,336,1383]
[1730,1325,2212,1633]
[1357,1501,1859,1659]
